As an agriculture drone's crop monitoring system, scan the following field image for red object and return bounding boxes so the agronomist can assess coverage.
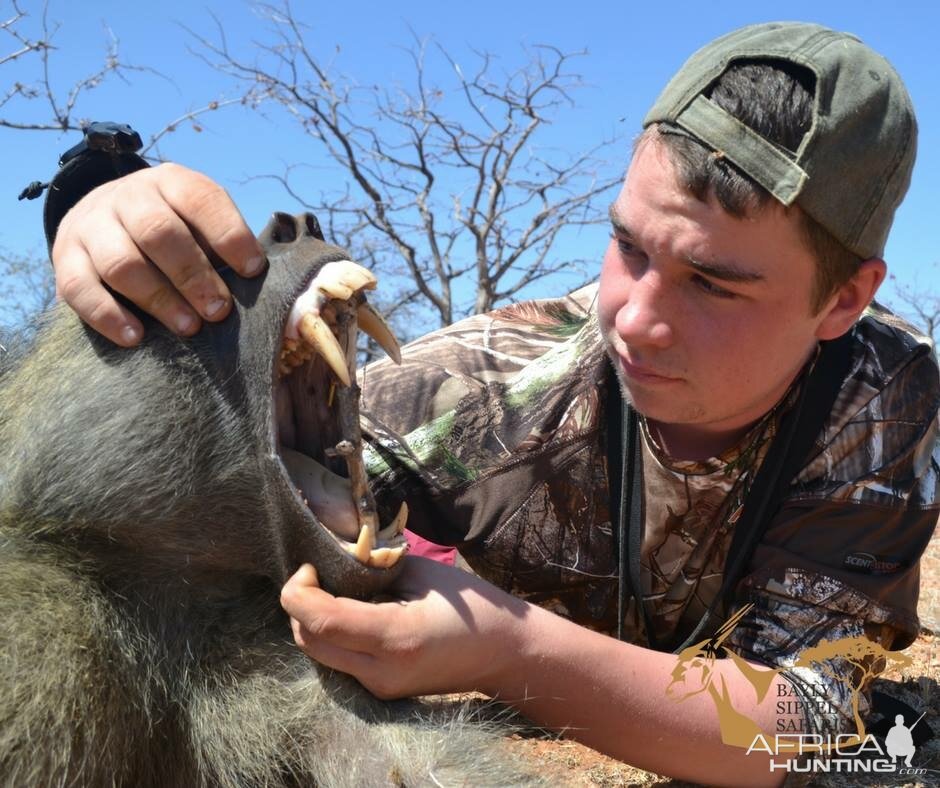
[404,529,456,565]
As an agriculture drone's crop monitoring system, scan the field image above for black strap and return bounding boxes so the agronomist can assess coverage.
[608,372,653,644]
[18,122,150,254]
[608,332,855,652]
[608,367,656,646]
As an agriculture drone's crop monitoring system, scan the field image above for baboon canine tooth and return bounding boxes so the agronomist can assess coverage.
[298,313,351,386]
[357,302,402,365]
[378,502,408,542]
[353,524,374,564]
[368,544,409,569]
[313,260,377,301]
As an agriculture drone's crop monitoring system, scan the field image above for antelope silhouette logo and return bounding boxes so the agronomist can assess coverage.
[665,604,912,752]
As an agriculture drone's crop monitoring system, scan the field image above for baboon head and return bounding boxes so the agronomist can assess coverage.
[0,211,407,599]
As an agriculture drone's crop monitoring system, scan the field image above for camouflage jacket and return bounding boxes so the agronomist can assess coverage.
[360,284,939,736]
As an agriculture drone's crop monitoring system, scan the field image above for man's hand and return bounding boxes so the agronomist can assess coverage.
[282,557,790,786]
[52,163,266,346]
[280,557,531,699]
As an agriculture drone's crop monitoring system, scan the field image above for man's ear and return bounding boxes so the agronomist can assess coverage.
[815,258,887,340]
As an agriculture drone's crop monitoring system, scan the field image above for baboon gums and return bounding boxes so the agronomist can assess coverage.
[0,213,535,787]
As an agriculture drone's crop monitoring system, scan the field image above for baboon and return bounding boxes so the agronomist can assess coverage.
[0,213,537,787]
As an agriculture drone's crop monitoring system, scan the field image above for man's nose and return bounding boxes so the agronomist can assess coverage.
[615,274,674,349]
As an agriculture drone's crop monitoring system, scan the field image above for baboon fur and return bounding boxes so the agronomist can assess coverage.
[0,213,539,787]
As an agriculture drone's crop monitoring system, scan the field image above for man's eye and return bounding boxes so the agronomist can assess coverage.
[610,234,639,256]
[693,274,736,299]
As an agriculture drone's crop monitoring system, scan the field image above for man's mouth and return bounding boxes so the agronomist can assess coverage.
[618,356,680,383]
[604,334,681,384]
[274,259,409,571]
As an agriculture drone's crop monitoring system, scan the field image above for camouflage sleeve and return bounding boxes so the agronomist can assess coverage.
[360,286,598,434]
[359,286,600,544]
[726,573,909,739]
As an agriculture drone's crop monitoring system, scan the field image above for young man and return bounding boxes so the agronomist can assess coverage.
[43,22,939,785]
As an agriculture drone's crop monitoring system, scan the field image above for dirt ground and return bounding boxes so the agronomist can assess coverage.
[497,522,940,787]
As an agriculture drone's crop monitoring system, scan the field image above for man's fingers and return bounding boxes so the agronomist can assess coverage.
[290,563,320,587]
[154,163,266,279]
[77,216,202,337]
[115,195,234,323]
[55,244,144,347]
[280,568,404,653]
[288,615,379,676]
[281,574,409,699]
[51,164,265,341]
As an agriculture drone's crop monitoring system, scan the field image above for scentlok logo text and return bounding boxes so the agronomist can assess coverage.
[843,551,906,574]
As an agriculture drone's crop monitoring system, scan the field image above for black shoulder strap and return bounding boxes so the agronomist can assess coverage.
[608,331,856,652]
[607,368,650,644]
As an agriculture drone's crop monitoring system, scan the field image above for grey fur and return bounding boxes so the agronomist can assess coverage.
[0,213,541,787]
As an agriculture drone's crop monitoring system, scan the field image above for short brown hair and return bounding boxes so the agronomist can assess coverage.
[647,60,862,313]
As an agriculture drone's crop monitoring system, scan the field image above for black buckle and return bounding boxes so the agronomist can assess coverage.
[23,120,150,252]
[58,122,143,167]
[19,122,146,203]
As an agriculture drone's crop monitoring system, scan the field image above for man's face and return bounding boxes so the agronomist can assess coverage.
[599,136,833,458]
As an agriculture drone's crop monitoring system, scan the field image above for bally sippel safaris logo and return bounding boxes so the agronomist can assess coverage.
[666,604,932,778]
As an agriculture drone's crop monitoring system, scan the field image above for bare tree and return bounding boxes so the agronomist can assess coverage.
[1,0,144,134]
[194,2,621,332]
[0,0,236,149]
[0,247,54,329]
[0,1,241,333]
[887,265,940,348]
[0,0,120,333]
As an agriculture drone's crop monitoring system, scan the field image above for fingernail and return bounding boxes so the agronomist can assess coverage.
[176,313,197,334]
[121,325,141,345]
[245,254,266,276]
[205,298,227,318]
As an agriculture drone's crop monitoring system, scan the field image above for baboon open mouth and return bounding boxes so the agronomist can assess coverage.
[274,260,409,571]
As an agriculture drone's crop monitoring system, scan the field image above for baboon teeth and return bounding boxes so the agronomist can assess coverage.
[357,302,402,365]
[281,260,401,378]
[337,510,410,568]
[280,348,306,369]
[353,523,375,563]
[313,260,377,301]
[278,260,408,572]
[341,535,409,568]
[298,313,351,386]
[378,502,408,541]
[367,545,408,569]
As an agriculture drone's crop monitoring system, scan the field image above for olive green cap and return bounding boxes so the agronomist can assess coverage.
[643,22,917,259]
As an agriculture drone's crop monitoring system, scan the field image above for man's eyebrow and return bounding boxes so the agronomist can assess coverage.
[607,205,632,236]
[687,258,765,284]
[608,203,765,284]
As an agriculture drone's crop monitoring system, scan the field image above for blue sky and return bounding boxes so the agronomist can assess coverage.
[3,0,938,318]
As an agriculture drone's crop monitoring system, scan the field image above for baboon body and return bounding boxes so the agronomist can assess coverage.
[0,214,536,787]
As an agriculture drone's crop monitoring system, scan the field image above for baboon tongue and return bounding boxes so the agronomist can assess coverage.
[281,448,359,541]
[281,444,409,569]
